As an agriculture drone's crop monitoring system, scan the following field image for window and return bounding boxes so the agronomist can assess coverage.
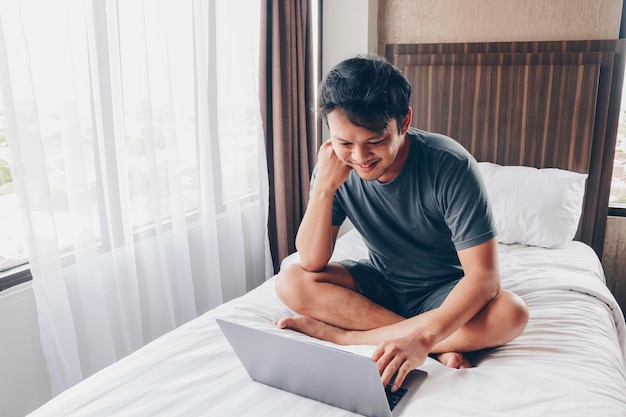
[0,111,29,277]
[611,79,626,209]
[0,0,264,290]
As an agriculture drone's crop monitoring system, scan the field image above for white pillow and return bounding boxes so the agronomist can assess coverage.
[477,162,588,248]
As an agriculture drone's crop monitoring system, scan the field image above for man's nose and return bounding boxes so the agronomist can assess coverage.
[351,145,370,162]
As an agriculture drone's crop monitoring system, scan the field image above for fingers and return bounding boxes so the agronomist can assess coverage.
[381,357,401,390]
[391,364,411,392]
[372,343,410,391]
[318,140,337,159]
[315,142,352,191]
[372,339,426,392]
[371,343,385,362]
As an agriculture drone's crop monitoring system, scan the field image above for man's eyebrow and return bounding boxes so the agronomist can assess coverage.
[331,136,351,143]
[332,132,387,142]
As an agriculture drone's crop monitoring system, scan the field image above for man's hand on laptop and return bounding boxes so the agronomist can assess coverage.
[372,333,431,392]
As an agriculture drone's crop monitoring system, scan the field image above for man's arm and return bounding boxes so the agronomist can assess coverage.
[296,141,351,271]
[295,194,341,271]
[370,238,500,390]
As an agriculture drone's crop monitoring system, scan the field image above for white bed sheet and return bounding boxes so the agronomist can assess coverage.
[29,229,626,417]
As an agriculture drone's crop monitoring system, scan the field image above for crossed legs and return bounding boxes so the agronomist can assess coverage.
[274,262,528,368]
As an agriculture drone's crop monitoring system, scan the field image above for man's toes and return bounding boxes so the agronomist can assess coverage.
[459,358,472,368]
[436,352,470,369]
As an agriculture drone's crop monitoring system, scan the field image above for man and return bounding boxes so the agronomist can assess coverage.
[274,55,528,392]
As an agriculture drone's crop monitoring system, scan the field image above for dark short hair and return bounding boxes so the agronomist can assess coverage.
[317,54,411,133]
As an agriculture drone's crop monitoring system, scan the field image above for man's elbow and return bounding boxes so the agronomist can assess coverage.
[486,272,501,301]
[295,249,333,273]
[298,258,327,273]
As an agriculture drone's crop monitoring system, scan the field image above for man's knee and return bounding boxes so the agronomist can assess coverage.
[275,264,313,312]
[499,290,529,339]
[275,262,357,315]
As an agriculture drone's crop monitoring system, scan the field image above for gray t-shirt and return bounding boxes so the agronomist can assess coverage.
[314,128,496,292]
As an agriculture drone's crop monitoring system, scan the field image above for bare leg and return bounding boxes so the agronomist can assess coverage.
[275,263,405,331]
[273,315,473,367]
[428,290,528,353]
[279,289,526,348]
[275,263,528,367]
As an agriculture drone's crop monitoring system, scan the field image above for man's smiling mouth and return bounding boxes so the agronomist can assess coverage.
[353,160,380,172]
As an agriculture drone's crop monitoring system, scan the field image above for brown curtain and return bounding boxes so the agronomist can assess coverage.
[260,0,317,273]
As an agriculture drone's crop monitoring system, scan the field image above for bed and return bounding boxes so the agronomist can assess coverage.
[27,228,626,416]
[29,40,626,416]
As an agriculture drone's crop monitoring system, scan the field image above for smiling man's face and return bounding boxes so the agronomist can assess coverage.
[328,109,412,184]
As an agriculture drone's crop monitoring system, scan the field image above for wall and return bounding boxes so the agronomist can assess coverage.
[321,0,378,75]
[603,216,626,316]
[0,283,50,417]
[378,0,622,52]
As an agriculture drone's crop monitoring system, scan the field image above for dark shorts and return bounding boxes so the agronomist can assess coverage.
[337,259,461,318]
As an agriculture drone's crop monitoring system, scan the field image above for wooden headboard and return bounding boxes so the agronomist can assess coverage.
[385,40,626,257]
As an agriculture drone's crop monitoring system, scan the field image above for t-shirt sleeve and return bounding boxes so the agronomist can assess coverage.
[438,156,496,251]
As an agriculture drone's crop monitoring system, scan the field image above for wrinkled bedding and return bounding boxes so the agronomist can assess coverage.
[30,229,626,417]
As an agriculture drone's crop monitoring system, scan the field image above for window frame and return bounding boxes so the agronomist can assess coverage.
[613,0,626,217]
[0,189,264,292]
[0,264,31,291]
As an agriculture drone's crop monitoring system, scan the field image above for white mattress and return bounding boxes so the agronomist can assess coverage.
[29,229,626,416]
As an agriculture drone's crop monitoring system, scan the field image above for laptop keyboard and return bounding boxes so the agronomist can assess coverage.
[385,385,408,410]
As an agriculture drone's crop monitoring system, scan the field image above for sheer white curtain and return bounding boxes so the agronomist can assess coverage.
[0,0,272,395]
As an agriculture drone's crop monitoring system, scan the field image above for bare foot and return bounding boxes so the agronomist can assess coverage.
[435,352,472,369]
[274,315,346,344]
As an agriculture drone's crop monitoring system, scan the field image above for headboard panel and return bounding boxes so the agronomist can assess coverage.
[385,41,626,257]
[403,62,599,170]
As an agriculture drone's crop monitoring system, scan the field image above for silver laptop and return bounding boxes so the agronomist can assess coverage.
[216,318,427,417]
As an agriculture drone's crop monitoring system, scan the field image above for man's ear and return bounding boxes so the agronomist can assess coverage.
[400,107,412,135]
